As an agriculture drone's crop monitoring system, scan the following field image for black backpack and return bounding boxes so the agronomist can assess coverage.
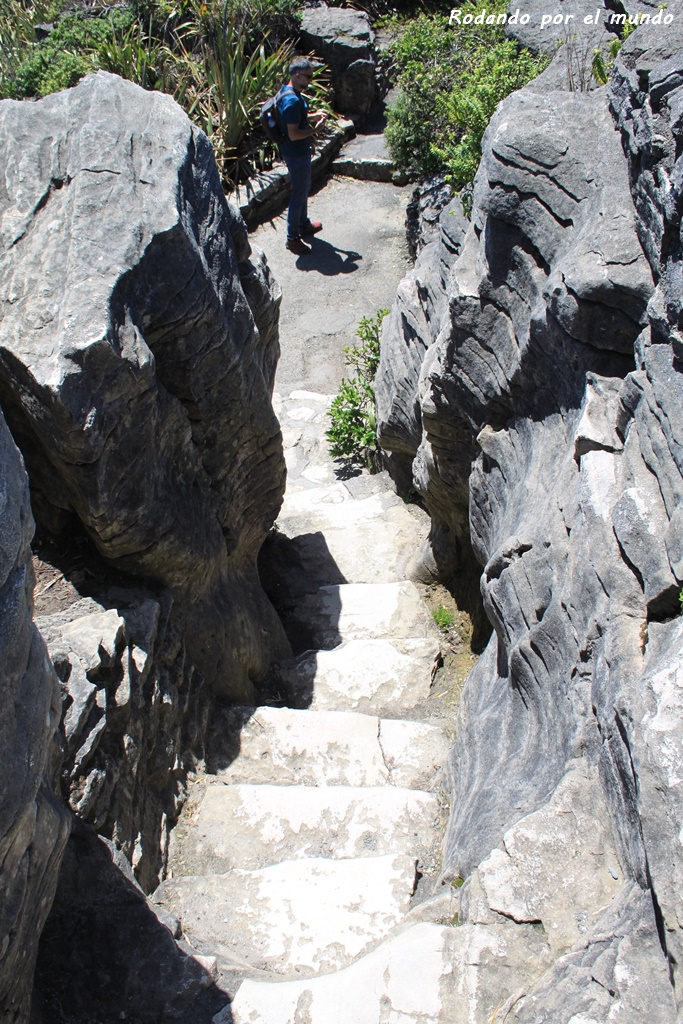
[260,85,295,143]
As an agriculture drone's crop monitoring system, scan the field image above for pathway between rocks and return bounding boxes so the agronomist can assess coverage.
[153,178,462,1022]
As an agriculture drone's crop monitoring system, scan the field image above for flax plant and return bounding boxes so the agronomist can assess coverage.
[171,4,293,185]
[96,19,166,90]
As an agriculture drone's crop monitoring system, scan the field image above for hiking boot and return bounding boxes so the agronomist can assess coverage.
[301,220,323,237]
[286,237,311,255]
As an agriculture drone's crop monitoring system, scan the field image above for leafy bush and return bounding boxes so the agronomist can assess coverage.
[326,309,389,466]
[383,15,457,179]
[433,41,547,190]
[1,7,134,98]
[96,19,167,91]
[170,5,295,184]
[384,2,547,192]
[223,0,301,51]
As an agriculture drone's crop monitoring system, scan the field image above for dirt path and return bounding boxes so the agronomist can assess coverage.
[251,176,411,394]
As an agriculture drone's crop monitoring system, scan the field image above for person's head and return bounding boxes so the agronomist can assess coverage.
[289,57,314,92]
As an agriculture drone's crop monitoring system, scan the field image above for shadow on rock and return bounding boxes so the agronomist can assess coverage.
[258,530,346,655]
[292,237,362,275]
[34,819,232,1024]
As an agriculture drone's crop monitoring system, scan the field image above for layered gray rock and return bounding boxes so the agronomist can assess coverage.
[300,4,380,122]
[505,0,617,57]
[0,71,290,703]
[0,72,295,1020]
[35,588,205,893]
[503,0,665,94]
[375,191,469,531]
[0,408,70,1022]
[375,20,683,1019]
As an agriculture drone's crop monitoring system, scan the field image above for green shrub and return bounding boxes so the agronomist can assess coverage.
[96,19,168,91]
[171,5,295,185]
[1,8,134,98]
[590,32,630,86]
[433,606,455,630]
[384,2,547,193]
[223,0,301,51]
[383,14,462,180]
[326,309,389,466]
[0,0,332,189]
[433,41,547,190]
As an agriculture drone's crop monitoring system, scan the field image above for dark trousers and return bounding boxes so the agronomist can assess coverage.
[283,152,312,241]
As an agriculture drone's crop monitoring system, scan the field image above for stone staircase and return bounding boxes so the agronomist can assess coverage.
[153,390,459,1023]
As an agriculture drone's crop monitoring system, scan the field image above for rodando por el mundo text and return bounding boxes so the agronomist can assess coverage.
[449,7,675,27]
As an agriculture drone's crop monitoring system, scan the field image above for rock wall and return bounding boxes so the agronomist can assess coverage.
[0,72,293,1017]
[36,588,203,894]
[0,408,70,1022]
[0,71,290,704]
[376,22,683,1019]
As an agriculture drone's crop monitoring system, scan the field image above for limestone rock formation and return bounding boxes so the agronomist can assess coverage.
[299,4,380,122]
[0,72,294,1019]
[35,588,203,893]
[375,21,683,1019]
[504,0,663,93]
[0,71,290,703]
[34,820,227,1023]
[375,190,468,528]
[0,408,70,1023]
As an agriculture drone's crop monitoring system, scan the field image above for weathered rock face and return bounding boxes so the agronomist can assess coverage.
[299,4,380,123]
[376,21,683,1019]
[34,819,228,1023]
[375,190,469,564]
[35,588,203,894]
[0,408,70,1023]
[0,71,290,703]
[0,72,293,1018]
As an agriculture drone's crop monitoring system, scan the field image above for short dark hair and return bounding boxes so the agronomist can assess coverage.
[290,57,314,76]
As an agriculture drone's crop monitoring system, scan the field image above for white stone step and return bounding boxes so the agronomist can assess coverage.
[225,915,551,1024]
[214,707,450,790]
[227,922,453,1024]
[276,636,439,715]
[170,783,441,874]
[154,854,418,976]
[293,581,435,648]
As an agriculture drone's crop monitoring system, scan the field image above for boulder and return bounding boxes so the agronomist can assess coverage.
[0,406,70,1022]
[505,0,616,57]
[0,72,291,703]
[300,4,380,122]
[0,73,296,1017]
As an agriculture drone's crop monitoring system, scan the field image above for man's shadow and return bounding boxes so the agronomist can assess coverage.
[293,236,362,275]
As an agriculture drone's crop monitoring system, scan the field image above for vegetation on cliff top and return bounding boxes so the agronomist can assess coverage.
[383,1,549,193]
[0,0,329,185]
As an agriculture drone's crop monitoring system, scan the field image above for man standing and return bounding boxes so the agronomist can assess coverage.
[277,57,327,255]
